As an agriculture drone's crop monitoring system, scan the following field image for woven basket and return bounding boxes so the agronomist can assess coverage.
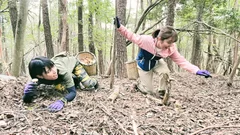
[77,52,97,76]
[125,60,139,80]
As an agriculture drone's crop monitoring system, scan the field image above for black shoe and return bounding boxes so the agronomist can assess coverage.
[94,82,99,89]
[157,89,166,99]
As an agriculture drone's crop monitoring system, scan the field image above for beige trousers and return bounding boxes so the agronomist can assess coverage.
[137,59,170,97]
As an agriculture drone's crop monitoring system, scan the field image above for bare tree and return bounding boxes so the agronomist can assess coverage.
[132,0,139,60]
[227,56,240,86]
[191,1,205,68]
[0,28,2,73]
[88,13,95,54]
[87,0,96,54]
[59,0,69,52]
[11,0,29,77]
[116,0,127,78]
[78,0,84,52]
[37,0,43,55]
[165,0,176,73]
[41,0,54,58]
[8,0,18,38]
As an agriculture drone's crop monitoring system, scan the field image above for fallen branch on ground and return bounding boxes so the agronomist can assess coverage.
[190,125,240,135]
[146,95,163,105]
[108,85,120,103]
[97,103,130,134]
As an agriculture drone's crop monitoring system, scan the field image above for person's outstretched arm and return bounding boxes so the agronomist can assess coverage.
[114,16,156,54]
[23,82,38,103]
[47,86,76,113]
[170,47,211,78]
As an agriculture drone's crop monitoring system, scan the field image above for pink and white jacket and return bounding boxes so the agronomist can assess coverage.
[118,25,200,74]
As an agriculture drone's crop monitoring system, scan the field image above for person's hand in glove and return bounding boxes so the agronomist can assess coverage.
[196,70,212,78]
[24,82,38,94]
[48,98,67,112]
[114,16,121,28]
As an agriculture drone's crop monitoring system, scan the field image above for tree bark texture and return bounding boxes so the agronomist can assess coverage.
[227,55,240,86]
[116,0,127,78]
[0,28,2,60]
[41,0,54,58]
[58,0,63,52]
[8,0,18,38]
[206,7,214,73]
[206,33,214,72]
[191,2,205,68]
[60,0,69,52]
[38,0,43,55]
[140,0,146,31]
[11,0,30,77]
[98,49,104,75]
[88,13,95,54]
[78,0,84,52]
[165,0,176,73]
[132,0,139,60]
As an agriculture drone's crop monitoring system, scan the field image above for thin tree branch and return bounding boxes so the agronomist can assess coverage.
[196,21,240,43]
[134,0,166,33]
[126,0,167,46]
[97,103,130,134]
[190,125,240,135]
[0,6,9,13]
[176,21,240,44]
[140,17,166,34]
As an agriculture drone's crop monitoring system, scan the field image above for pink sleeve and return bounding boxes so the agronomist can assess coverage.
[118,25,156,54]
[169,46,199,74]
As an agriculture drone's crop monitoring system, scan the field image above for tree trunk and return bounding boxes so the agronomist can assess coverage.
[191,2,205,68]
[98,49,104,75]
[0,28,2,73]
[223,46,232,76]
[38,0,43,55]
[232,0,239,66]
[88,13,95,54]
[141,0,145,31]
[165,0,176,73]
[0,24,3,60]
[58,0,63,53]
[132,0,139,60]
[41,0,54,58]
[207,34,220,74]
[140,0,145,53]
[227,55,240,86]
[60,0,68,52]
[8,0,18,38]
[11,0,30,77]
[116,0,127,78]
[206,32,213,72]
[78,0,84,52]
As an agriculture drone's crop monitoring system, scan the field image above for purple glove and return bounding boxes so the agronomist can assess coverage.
[24,82,37,94]
[196,70,212,78]
[48,99,65,112]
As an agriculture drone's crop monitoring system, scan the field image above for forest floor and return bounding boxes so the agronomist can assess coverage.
[0,72,240,135]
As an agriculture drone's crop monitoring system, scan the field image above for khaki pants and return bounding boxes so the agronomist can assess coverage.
[137,59,170,97]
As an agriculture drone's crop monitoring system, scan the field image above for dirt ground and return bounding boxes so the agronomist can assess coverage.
[0,72,240,135]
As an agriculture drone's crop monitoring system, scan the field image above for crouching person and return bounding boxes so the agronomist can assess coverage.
[23,52,98,112]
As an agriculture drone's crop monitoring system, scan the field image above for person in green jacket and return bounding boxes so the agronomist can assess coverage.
[23,52,98,112]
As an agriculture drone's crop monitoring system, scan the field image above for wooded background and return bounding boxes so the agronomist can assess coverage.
[0,0,239,85]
